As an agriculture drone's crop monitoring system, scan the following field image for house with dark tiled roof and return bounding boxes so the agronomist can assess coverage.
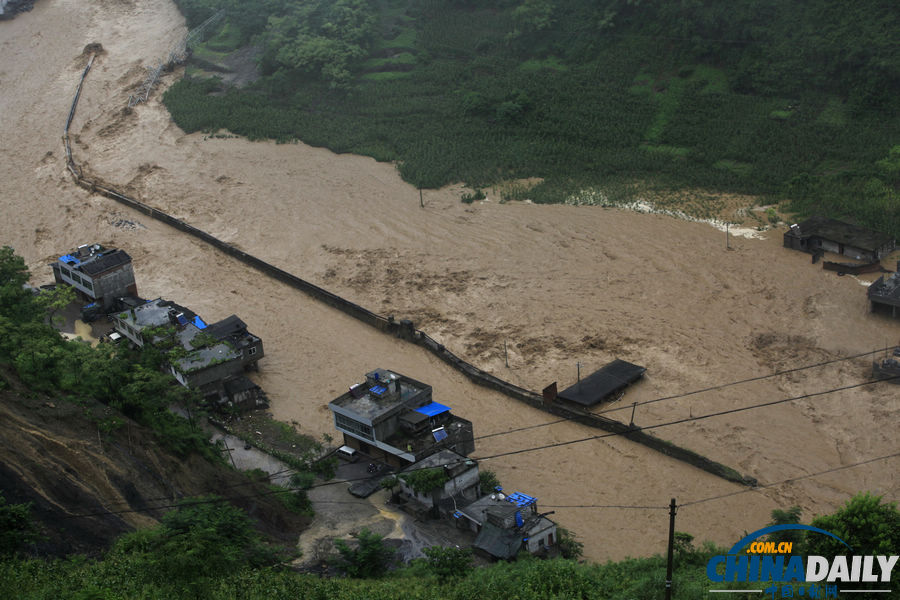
[112,297,266,409]
[783,216,895,262]
[52,243,137,309]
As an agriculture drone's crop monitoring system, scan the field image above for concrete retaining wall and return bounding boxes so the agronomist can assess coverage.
[64,52,755,487]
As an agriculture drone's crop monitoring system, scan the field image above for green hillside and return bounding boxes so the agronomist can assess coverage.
[164,0,900,234]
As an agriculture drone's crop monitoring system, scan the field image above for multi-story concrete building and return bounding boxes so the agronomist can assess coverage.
[52,243,137,309]
[328,369,475,467]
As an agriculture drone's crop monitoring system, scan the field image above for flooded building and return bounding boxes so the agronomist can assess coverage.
[552,359,646,407]
[328,368,475,467]
[869,269,900,319]
[397,449,480,514]
[112,298,266,408]
[456,490,557,560]
[52,243,137,309]
[783,217,895,262]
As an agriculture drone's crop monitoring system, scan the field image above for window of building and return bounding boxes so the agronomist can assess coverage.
[248,347,257,356]
[60,267,71,279]
[72,274,82,285]
[334,413,374,441]
[83,279,93,291]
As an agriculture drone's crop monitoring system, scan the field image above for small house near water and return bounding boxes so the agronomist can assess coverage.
[783,216,895,262]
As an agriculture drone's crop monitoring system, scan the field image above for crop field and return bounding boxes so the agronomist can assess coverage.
[166,0,900,235]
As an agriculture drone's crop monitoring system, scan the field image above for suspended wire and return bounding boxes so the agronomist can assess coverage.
[51,375,897,521]
[680,451,900,508]
[476,345,894,441]
[472,375,898,462]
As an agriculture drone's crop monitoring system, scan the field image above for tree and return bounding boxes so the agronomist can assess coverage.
[423,546,473,582]
[380,475,400,501]
[478,469,501,495]
[0,246,38,322]
[400,468,448,495]
[804,493,900,557]
[556,526,584,560]
[332,528,395,578]
[35,284,75,327]
[767,505,804,548]
[108,497,285,591]
[0,492,43,557]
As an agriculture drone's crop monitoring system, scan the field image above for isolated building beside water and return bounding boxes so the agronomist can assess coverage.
[554,359,646,407]
[52,243,137,309]
[328,368,475,467]
[869,269,900,319]
[783,216,895,262]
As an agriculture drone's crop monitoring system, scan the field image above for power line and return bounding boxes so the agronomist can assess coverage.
[473,375,898,462]
[52,375,897,521]
[594,346,894,417]
[680,451,900,508]
[475,346,893,441]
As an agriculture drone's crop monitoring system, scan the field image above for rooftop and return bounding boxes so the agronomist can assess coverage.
[120,298,198,331]
[330,369,432,422]
[176,342,240,374]
[869,273,900,304]
[461,489,539,527]
[402,449,475,478]
[558,359,646,406]
[58,244,131,275]
[786,216,894,252]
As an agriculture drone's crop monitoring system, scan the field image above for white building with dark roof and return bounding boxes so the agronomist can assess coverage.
[52,243,137,309]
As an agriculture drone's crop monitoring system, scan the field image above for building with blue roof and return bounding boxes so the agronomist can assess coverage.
[112,297,266,410]
[51,243,137,310]
[328,369,475,467]
[459,488,558,560]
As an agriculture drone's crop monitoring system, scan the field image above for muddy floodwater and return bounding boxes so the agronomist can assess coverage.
[2,0,898,562]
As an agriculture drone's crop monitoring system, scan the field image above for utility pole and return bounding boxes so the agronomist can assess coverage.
[577,362,581,383]
[419,188,424,208]
[726,223,730,249]
[665,498,677,600]
[222,437,238,469]
[504,340,509,368]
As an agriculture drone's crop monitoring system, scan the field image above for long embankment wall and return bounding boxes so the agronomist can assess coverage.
[63,54,756,488]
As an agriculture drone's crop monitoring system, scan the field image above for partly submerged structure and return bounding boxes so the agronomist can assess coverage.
[869,269,900,319]
[397,449,481,514]
[554,359,646,407]
[328,369,475,467]
[872,346,900,384]
[783,216,895,262]
[52,243,137,310]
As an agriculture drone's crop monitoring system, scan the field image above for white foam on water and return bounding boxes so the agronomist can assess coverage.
[565,188,767,239]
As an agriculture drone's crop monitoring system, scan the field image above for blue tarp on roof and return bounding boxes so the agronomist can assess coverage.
[59,254,80,266]
[506,492,537,507]
[415,402,451,417]
[193,316,207,329]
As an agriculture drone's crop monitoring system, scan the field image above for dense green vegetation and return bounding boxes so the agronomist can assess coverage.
[0,247,217,461]
[3,491,897,598]
[0,247,322,496]
[165,0,900,235]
